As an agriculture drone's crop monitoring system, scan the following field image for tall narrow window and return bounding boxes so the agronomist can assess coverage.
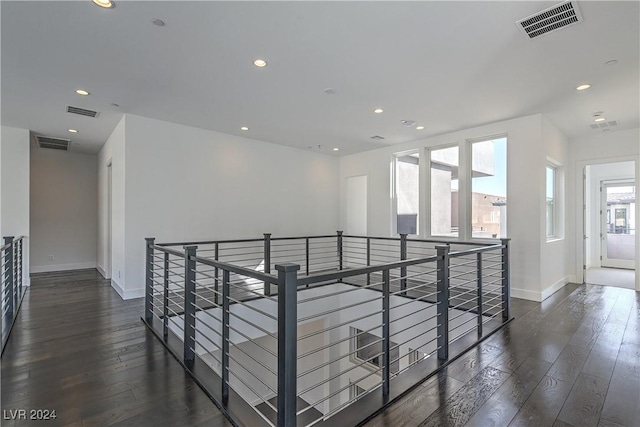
[546,166,556,238]
[430,146,459,237]
[471,137,507,238]
[395,153,419,235]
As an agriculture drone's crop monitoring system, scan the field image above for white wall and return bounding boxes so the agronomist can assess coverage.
[540,117,572,300]
[98,117,126,289]
[30,146,98,273]
[569,128,640,290]
[100,114,340,299]
[340,114,554,301]
[1,126,30,285]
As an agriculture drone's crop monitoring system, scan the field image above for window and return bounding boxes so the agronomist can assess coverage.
[395,153,420,235]
[349,381,366,401]
[471,137,507,238]
[350,328,399,374]
[546,165,556,238]
[430,146,459,237]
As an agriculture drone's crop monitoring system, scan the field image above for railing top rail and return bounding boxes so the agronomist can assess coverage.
[151,245,186,258]
[157,237,265,247]
[271,235,337,241]
[343,234,501,247]
[449,243,504,257]
[155,233,506,249]
[191,255,280,284]
[298,254,440,286]
[0,243,10,252]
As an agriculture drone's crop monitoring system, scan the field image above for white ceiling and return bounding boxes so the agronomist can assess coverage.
[2,1,638,155]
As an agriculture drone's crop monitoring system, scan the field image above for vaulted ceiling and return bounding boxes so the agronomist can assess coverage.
[2,1,638,155]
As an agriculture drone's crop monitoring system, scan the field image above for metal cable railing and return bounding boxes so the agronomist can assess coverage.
[142,232,511,427]
[1,236,26,355]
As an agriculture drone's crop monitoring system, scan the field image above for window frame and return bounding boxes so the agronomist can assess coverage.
[546,163,557,239]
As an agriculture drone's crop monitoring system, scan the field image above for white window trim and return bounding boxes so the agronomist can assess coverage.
[546,157,564,241]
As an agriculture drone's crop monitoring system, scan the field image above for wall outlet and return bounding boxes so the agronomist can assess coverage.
[49,255,54,261]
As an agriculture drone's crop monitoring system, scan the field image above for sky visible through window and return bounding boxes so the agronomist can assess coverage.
[472,137,507,197]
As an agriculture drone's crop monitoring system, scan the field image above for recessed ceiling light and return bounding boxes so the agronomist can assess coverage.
[110,103,120,107]
[594,117,606,122]
[75,89,90,96]
[333,148,339,151]
[416,126,425,130]
[373,108,384,114]
[92,0,114,8]
[401,120,416,127]
[605,60,618,66]
[68,129,78,133]
[240,126,249,131]
[152,19,165,27]
[576,84,591,91]
[253,59,267,68]
[323,88,336,95]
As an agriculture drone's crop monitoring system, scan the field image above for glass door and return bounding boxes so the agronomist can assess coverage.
[601,182,636,269]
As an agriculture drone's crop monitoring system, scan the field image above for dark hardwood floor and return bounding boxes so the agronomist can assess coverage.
[1,270,638,427]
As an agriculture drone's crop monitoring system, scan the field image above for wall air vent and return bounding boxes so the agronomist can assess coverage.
[36,136,70,151]
[516,1,583,39]
[66,105,99,118]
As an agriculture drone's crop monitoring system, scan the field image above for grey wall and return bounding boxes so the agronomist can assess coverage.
[30,144,98,272]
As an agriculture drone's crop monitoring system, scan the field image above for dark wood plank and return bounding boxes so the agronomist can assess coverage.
[417,366,510,427]
[556,373,608,427]
[465,356,551,427]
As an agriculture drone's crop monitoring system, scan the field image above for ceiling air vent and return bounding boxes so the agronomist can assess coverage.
[516,1,583,39]
[590,121,618,130]
[66,105,99,118]
[36,136,70,151]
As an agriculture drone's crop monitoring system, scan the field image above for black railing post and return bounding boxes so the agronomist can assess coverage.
[400,234,407,296]
[222,269,230,404]
[183,245,198,367]
[214,242,220,305]
[276,263,299,427]
[501,238,511,321]
[4,237,14,321]
[337,231,343,271]
[163,252,169,339]
[366,237,371,286]
[436,245,450,361]
[477,252,483,337]
[144,238,155,324]
[382,268,391,401]
[305,237,310,277]
[264,233,272,296]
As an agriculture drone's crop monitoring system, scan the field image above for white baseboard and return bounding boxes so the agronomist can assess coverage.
[96,265,110,279]
[511,287,542,302]
[30,262,97,274]
[541,275,573,301]
[110,280,144,300]
[513,275,574,303]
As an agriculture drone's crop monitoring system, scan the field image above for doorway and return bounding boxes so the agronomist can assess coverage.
[583,162,636,290]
